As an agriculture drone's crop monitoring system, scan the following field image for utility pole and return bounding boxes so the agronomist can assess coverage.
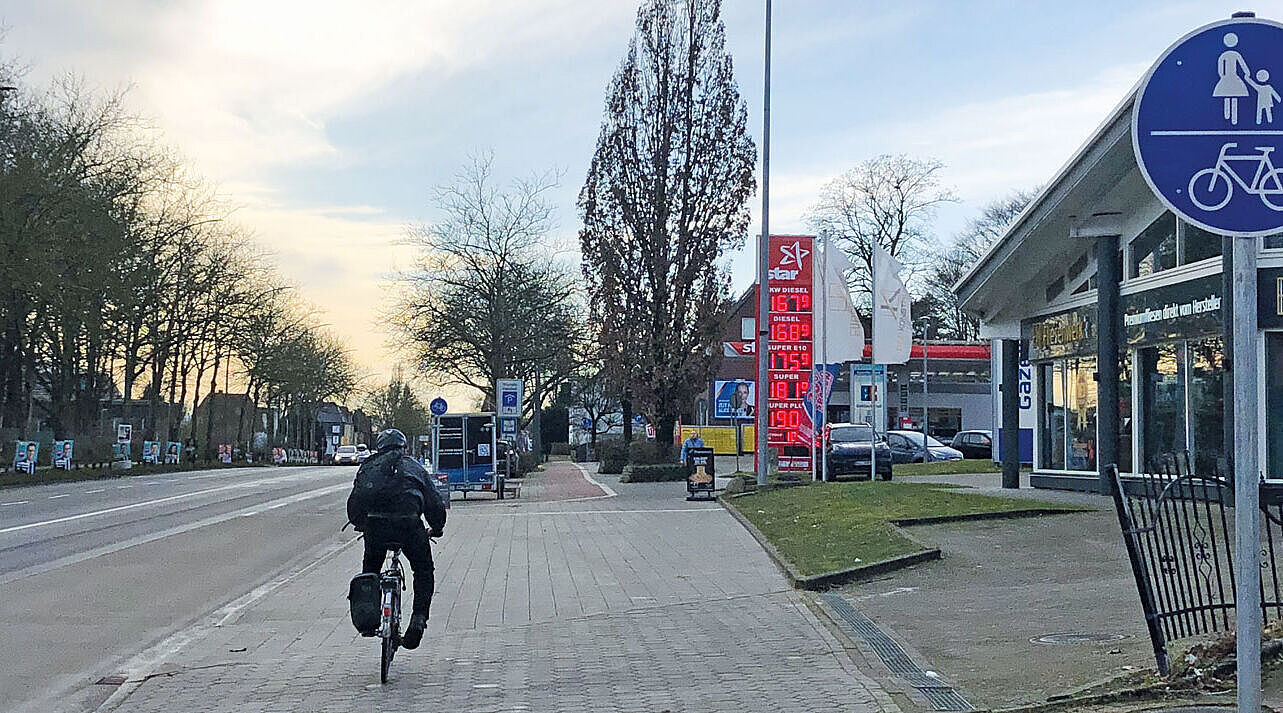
[920,318,931,463]
[754,0,772,487]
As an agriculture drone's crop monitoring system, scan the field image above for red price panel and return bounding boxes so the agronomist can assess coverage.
[761,235,815,469]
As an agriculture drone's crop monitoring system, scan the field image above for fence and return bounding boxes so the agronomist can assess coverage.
[1109,453,1283,674]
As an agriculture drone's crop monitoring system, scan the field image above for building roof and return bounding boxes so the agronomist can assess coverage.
[953,82,1148,327]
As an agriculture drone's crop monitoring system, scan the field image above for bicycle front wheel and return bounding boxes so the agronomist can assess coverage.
[1189,168,1232,211]
[381,636,392,683]
[1262,169,1283,211]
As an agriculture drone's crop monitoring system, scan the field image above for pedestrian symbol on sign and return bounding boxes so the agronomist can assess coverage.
[1134,17,1283,236]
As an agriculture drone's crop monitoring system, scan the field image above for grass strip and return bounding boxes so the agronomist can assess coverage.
[892,460,1032,476]
[726,480,1087,576]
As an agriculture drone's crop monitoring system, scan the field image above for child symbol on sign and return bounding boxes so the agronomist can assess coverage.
[1246,69,1281,125]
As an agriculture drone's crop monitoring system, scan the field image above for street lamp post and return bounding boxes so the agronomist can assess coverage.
[918,317,931,464]
[754,0,772,487]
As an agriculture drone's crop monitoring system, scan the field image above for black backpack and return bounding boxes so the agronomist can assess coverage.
[346,453,405,530]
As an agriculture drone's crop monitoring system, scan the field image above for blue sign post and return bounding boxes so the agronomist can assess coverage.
[430,397,448,416]
[1134,16,1283,713]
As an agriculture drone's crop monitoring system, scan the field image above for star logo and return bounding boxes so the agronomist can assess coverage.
[779,241,810,268]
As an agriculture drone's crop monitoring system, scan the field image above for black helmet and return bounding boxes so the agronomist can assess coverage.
[375,428,407,451]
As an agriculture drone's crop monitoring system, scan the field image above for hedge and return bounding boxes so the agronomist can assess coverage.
[620,463,688,483]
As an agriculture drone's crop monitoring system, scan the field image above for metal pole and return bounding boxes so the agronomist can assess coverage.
[1232,236,1261,713]
[820,234,829,482]
[1000,339,1021,489]
[754,0,772,487]
[922,321,930,463]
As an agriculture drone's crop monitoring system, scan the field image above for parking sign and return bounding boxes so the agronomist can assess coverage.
[496,379,523,418]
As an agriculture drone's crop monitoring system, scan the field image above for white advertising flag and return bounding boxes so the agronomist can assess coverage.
[871,242,912,364]
[817,244,866,362]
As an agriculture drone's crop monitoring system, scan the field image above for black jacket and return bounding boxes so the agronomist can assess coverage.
[352,449,447,532]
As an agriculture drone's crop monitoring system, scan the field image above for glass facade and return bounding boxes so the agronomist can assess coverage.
[1181,223,1223,264]
[1034,338,1224,475]
[1268,334,1283,479]
[1131,213,1177,278]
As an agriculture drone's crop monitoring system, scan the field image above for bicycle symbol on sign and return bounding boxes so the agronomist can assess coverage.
[1188,142,1283,211]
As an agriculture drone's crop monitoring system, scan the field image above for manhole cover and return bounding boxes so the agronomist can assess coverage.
[1032,632,1127,644]
[95,675,126,686]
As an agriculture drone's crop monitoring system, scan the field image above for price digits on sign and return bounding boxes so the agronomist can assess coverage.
[770,293,810,313]
[769,380,810,399]
[769,349,812,370]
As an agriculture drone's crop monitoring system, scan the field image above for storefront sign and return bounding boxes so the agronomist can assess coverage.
[722,341,754,357]
[1027,307,1095,361]
[1122,273,1222,347]
[1027,274,1224,359]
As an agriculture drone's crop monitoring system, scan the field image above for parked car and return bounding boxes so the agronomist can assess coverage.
[884,430,964,463]
[355,443,371,463]
[333,444,360,465]
[823,423,893,480]
[950,430,993,459]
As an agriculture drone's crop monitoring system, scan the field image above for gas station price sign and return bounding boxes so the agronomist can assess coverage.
[758,235,815,470]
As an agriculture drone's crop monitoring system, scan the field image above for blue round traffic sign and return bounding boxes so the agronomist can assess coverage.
[430,397,448,416]
[1135,17,1283,236]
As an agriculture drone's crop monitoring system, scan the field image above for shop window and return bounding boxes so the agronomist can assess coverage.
[1039,362,1066,470]
[1131,213,1177,279]
[1188,337,1225,476]
[1140,343,1187,470]
[1181,222,1223,264]
[1118,353,1133,473]
[1267,333,1283,478]
[1265,234,1283,250]
[1065,357,1098,472]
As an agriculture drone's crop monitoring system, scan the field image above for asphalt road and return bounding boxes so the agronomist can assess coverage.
[0,464,359,713]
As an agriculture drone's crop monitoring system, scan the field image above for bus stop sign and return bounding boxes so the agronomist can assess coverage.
[1134,16,1283,236]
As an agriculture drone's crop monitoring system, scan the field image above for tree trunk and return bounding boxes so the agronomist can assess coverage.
[621,390,633,443]
[656,414,676,459]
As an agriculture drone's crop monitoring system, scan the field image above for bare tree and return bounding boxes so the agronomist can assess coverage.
[924,189,1036,340]
[397,153,585,425]
[579,0,756,449]
[807,154,957,310]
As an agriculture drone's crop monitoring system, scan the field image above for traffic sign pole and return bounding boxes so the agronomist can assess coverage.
[1131,15,1279,712]
[1233,236,1261,713]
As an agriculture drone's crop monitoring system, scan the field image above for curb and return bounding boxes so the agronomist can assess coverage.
[719,495,942,590]
[889,507,1088,527]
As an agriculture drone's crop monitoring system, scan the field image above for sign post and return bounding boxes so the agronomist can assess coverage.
[1132,15,1283,712]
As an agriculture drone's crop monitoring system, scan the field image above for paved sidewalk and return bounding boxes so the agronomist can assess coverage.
[106,462,898,713]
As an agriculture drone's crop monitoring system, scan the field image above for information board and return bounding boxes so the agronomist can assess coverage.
[760,235,815,471]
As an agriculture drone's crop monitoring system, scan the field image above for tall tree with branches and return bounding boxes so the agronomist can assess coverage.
[398,154,584,426]
[579,0,756,449]
[807,154,957,311]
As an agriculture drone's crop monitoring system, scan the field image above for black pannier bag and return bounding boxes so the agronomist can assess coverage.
[348,573,381,636]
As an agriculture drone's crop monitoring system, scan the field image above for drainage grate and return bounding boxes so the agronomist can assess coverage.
[821,593,974,712]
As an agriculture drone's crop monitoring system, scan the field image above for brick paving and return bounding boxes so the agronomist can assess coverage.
[107,463,898,713]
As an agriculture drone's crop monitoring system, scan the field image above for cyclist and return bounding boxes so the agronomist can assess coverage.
[348,428,447,650]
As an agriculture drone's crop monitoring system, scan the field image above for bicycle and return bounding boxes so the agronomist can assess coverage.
[1188,142,1283,211]
[376,543,405,684]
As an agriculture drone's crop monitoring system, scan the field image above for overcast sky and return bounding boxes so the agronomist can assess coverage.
[1,0,1276,390]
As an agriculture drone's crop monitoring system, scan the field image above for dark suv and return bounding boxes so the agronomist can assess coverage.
[824,423,893,480]
[950,430,993,459]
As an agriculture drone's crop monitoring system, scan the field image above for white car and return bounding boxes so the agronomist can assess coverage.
[333,445,360,465]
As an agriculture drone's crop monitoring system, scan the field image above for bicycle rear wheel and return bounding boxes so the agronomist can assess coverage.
[381,635,392,683]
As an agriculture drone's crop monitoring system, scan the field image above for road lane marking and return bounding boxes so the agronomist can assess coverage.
[48,494,71,499]
[0,482,350,586]
[47,526,360,713]
[472,508,721,516]
[86,489,105,494]
[116,485,133,489]
[0,471,348,535]
[1,500,29,506]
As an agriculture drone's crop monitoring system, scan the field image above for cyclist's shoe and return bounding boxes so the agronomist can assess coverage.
[402,614,427,650]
